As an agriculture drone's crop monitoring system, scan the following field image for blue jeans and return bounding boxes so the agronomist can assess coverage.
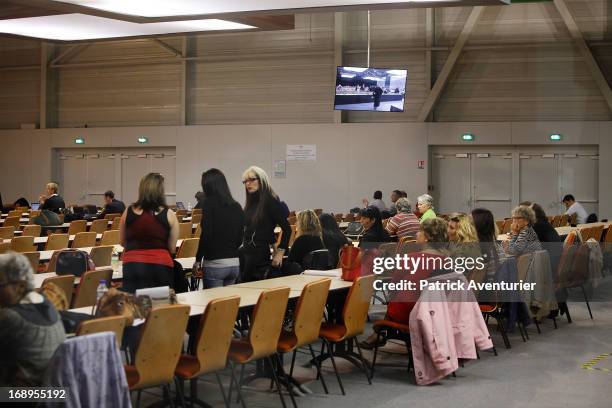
[203,265,240,288]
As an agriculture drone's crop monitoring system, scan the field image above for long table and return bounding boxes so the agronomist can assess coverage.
[497,221,611,241]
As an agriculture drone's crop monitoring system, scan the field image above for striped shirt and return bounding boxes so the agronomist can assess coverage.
[386,212,420,239]
[507,226,542,256]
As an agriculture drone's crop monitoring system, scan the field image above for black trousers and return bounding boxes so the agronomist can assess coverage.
[239,244,272,282]
[122,262,172,293]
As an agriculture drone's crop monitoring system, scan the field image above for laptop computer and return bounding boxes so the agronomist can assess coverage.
[30,202,40,210]
[175,201,185,210]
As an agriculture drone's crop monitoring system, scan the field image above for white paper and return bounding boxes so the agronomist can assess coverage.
[287,144,316,161]
[302,269,342,278]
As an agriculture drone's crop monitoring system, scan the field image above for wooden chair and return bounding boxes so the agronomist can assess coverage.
[3,217,20,228]
[318,274,376,394]
[191,208,203,216]
[67,220,87,236]
[569,213,577,225]
[111,217,121,230]
[175,296,241,408]
[45,234,69,251]
[0,242,11,253]
[29,210,41,218]
[343,213,355,222]
[399,235,416,244]
[552,215,562,228]
[501,219,512,234]
[22,251,40,271]
[227,287,291,408]
[177,238,199,258]
[191,213,203,225]
[0,226,15,239]
[11,236,35,253]
[277,279,331,394]
[22,224,41,237]
[42,275,75,306]
[100,230,120,246]
[89,219,109,234]
[178,223,193,240]
[124,305,190,407]
[72,268,113,308]
[77,316,127,348]
[591,225,605,242]
[334,214,344,223]
[104,213,122,220]
[7,210,22,218]
[72,232,97,248]
[176,209,188,219]
[192,224,202,239]
[90,245,114,267]
[560,214,569,226]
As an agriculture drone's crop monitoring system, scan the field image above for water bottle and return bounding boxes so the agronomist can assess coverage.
[187,201,192,211]
[93,279,108,315]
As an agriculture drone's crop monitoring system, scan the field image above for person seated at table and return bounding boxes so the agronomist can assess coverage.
[361,190,387,213]
[562,194,588,224]
[531,203,561,243]
[39,182,65,214]
[416,194,436,222]
[448,212,481,260]
[503,205,542,256]
[358,206,391,248]
[119,173,179,293]
[99,190,126,219]
[385,197,420,240]
[282,209,325,275]
[359,217,449,349]
[319,213,350,268]
[472,208,507,284]
[193,169,244,289]
[0,252,66,386]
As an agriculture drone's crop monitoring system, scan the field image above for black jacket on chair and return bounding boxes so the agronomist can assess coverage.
[41,195,65,214]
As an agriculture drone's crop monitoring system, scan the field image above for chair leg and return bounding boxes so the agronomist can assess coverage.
[580,285,594,319]
[323,339,345,396]
[164,384,176,408]
[228,362,246,408]
[371,331,382,379]
[214,373,230,408]
[174,377,187,408]
[308,344,328,394]
[267,356,288,408]
[289,349,297,379]
[136,390,142,408]
[564,303,572,323]
[354,337,372,384]
[534,320,541,334]
[496,314,511,349]
[275,353,298,408]
[236,364,245,404]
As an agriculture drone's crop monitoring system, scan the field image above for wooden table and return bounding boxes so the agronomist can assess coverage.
[498,221,611,241]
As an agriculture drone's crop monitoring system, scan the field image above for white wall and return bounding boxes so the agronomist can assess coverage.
[1,121,609,219]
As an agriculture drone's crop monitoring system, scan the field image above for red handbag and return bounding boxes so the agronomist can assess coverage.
[339,245,363,281]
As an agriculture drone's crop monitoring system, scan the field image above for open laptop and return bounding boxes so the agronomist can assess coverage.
[175,201,185,210]
[30,202,40,210]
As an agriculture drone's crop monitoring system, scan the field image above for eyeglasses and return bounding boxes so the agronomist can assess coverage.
[242,177,259,185]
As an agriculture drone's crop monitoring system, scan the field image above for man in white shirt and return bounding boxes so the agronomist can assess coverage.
[362,190,387,213]
[562,194,588,224]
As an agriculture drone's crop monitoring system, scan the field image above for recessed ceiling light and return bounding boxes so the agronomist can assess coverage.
[54,0,468,18]
[0,14,254,41]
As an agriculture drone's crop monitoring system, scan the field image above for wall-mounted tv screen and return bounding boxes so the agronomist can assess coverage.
[334,66,407,112]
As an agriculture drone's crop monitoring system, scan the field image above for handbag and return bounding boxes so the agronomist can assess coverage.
[339,245,363,281]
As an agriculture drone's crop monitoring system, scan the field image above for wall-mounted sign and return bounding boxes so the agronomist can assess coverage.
[417,160,425,169]
[286,144,316,161]
[273,160,286,178]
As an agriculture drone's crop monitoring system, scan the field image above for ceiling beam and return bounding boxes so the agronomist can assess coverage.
[416,6,484,122]
[150,38,183,57]
[48,43,89,66]
[553,0,612,115]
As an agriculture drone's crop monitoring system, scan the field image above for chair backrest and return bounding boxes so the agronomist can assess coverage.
[42,274,75,306]
[22,225,41,237]
[7,210,22,218]
[591,225,605,242]
[3,217,20,228]
[72,268,113,308]
[89,219,109,234]
[193,296,240,375]
[22,251,40,271]
[100,229,120,246]
[334,214,344,223]
[90,245,114,267]
[302,249,333,270]
[110,217,121,230]
[0,226,15,239]
[578,227,591,242]
[45,234,69,251]
[0,242,11,254]
[176,210,188,219]
[77,316,127,347]
[342,274,376,338]
[193,224,202,239]
[248,287,290,361]
[191,213,203,225]
[516,253,533,281]
[399,235,416,244]
[501,219,512,234]
[604,227,612,243]
[378,242,398,258]
[293,279,331,348]
[11,236,35,253]
[72,232,97,248]
[67,220,87,236]
[343,213,355,222]
[178,223,193,239]
[552,215,562,228]
[191,208,203,216]
[177,238,199,258]
[569,213,577,225]
[104,213,122,220]
[133,304,190,389]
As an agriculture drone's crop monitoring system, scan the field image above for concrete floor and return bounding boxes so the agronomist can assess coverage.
[138,277,612,408]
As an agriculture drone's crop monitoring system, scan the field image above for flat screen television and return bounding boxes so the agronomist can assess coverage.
[334,66,407,112]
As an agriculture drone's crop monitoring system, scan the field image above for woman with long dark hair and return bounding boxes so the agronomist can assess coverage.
[240,166,291,282]
[471,208,506,283]
[319,213,350,267]
[358,206,391,248]
[120,173,179,292]
[531,203,561,243]
[194,169,245,288]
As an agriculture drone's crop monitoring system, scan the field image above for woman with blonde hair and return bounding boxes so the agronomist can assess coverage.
[285,209,325,271]
[448,213,482,272]
[119,173,179,292]
[241,165,291,281]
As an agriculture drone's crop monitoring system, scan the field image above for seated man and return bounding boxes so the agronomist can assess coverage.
[39,182,65,214]
[0,252,66,386]
[562,194,588,224]
[99,190,126,218]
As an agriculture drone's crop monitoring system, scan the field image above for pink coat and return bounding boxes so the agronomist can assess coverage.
[409,289,459,385]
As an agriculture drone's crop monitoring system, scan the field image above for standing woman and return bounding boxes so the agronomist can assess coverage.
[241,166,291,282]
[119,173,179,293]
[194,169,245,288]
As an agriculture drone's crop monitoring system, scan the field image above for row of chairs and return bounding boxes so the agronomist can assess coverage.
[77,275,375,408]
[42,267,113,309]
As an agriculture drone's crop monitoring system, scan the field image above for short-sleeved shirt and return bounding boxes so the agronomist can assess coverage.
[565,202,588,224]
[419,208,437,222]
[386,212,420,239]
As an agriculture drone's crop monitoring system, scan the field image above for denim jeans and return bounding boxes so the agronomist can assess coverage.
[203,265,240,288]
